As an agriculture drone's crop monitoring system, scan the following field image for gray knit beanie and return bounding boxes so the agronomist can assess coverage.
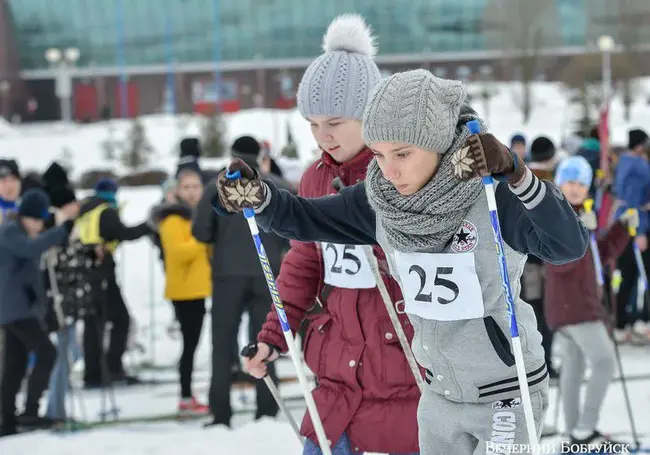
[297,14,381,120]
[362,69,467,154]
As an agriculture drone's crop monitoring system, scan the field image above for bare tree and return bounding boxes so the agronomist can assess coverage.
[559,53,638,135]
[482,0,561,123]
[586,0,650,120]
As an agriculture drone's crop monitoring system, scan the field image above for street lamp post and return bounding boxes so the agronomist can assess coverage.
[598,35,615,106]
[0,80,10,120]
[45,47,80,123]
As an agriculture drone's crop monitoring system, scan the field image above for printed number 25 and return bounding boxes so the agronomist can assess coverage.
[325,244,361,275]
[408,265,459,305]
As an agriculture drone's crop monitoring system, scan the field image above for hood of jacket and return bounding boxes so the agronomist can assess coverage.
[148,201,192,233]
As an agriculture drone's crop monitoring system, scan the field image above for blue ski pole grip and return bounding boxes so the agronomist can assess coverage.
[466,119,481,134]
[225,169,241,180]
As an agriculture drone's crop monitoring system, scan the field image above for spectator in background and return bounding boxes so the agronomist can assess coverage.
[510,133,527,161]
[192,135,293,427]
[520,136,559,377]
[0,158,21,427]
[0,159,21,222]
[0,189,76,436]
[576,126,602,198]
[257,145,287,180]
[150,169,211,416]
[40,162,86,424]
[76,179,151,388]
[613,128,650,343]
[545,156,634,449]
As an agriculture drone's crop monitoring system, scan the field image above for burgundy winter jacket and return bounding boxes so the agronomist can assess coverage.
[257,149,420,454]
[544,215,629,330]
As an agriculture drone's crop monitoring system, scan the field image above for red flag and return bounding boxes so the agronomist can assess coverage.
[598,104,610,179]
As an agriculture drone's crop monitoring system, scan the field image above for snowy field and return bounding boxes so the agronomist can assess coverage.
[1,80,650,453]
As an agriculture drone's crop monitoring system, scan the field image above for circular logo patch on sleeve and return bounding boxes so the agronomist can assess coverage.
[451,220,479,253]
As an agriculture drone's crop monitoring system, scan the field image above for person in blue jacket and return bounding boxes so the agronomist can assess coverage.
[209,69,588,454]
[0,159,21,221]
[613,128,650,339]
[0,189,76,436]
[0,158,21,428]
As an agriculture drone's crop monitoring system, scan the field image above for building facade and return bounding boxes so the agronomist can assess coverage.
[0,0,648,121]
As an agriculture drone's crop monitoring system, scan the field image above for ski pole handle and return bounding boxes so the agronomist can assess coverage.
[583,199,605,286]
[626,208,638,237]
[240,343,259,359]
[240,345,304,446]
[225,169,255,219]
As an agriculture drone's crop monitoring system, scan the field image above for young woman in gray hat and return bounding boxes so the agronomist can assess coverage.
[242,14,420,455]
[210,69,589,454]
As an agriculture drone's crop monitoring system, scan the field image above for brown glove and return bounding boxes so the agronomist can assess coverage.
[453,133,526,185]
[216,158,266,213]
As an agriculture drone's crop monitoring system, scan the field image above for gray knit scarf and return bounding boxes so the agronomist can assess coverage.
[365,105,486,253]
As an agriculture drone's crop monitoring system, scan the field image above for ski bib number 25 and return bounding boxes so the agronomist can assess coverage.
[321,243,376,289]
[394,251,484,321]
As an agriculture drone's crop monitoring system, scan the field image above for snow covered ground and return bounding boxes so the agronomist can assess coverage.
[1,80,650,453]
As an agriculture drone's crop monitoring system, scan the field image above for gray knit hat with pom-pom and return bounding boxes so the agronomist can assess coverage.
[297,14,381,120]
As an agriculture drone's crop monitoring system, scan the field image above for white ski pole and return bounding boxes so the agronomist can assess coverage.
[625,209,648,312]
[331,177,424,392]
[225,170,331,455]
[467,120,539,449]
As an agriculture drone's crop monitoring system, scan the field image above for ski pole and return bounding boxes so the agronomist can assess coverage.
[625,208,647,311]
[466,120,539,448]
[225,170,332,455]
[583,199,605,286]
[241,344,304,445]
[331,177,424,392]
[609,278,642,450]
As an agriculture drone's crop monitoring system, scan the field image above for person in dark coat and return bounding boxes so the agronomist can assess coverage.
[0,159,21,408]
[192,135,294,427]
[76,178,151,387]
[40,162,89,421]
[0,189,75,436]
[520,136,559,377]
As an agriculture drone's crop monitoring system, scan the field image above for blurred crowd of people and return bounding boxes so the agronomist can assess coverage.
[0,134,295,437]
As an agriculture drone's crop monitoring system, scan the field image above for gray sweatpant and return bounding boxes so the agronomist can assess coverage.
[418,386,548,455]
[558,320,616,434]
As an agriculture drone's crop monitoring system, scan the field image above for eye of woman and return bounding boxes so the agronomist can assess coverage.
[328,121,341,127]
[396,150,410,159]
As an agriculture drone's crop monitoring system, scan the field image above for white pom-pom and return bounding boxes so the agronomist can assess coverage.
[322,14,377,57]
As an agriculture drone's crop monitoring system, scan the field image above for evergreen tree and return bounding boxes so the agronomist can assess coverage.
[121,117,153,170]
[201,111,227,157]
[281,122,298,159]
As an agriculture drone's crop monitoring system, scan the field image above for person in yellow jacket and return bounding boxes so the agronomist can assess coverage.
[150,168,211,416]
